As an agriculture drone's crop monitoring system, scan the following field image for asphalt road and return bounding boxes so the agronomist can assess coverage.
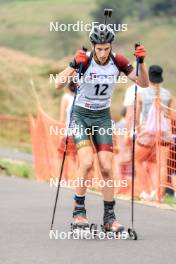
[0,175,176,264]
[0,147,32,163]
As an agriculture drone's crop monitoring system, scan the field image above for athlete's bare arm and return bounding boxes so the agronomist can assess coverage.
[56,67,76,89]
[128,63,149,88]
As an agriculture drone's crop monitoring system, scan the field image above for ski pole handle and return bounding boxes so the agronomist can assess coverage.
[136,57,140,78]
[134,43,140,78]
[78,46,87,79]
[79,63,83,79]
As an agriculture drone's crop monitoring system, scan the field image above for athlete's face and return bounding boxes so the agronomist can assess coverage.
[93,43,111,65]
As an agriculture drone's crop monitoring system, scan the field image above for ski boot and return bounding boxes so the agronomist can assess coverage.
[70,195,98,238]
[101,200,125,239]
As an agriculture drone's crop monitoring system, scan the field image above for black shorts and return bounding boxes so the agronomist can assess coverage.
[72,105,113,152]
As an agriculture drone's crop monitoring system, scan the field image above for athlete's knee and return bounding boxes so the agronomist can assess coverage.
[80,158,94,171]
[98,151,113,177]
[99,162,112,177]
[78,147,94,171]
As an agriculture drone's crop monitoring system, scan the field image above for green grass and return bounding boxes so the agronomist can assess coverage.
[0,46,65,118]
[0,116,32,152]
[0,158,34,179]
[0,0,95,59]
[163,194,176,207]
[115,20,176,93]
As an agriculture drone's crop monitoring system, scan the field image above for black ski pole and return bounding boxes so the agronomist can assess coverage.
[50,62,83,231]
[131,56,139,228]
[128,43,140,240]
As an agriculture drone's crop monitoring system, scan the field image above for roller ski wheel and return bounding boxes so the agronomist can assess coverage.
[71,222,90,232]
[101,221,125,239]
[127,228,138,240]
[90,223,98,238]
[70,221,89,239]
[104,220,125,233]
[70,214,98,239]
[70,222,98,239]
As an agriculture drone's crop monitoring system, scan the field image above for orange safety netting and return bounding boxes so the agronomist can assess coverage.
[134,97,176,201]
[29,99,176,201]
[157,98,176,198]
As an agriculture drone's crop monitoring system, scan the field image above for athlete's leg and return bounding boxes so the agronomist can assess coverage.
[98,150,114,201]
[72,146,94,225]
[76,146,94,195]
[92,109,124,231]
[71,106,94,224]
[92,109,114,200]
[97,150,124,231]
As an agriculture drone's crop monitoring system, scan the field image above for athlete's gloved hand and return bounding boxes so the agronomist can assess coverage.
[134,45,146,64]
[69,50,89,70]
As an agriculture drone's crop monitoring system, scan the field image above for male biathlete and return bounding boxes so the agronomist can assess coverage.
[56,25,149,232]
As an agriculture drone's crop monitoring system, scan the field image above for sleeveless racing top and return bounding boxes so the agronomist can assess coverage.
[75,52,133,111]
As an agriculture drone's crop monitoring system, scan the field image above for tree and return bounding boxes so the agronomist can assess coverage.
[91,0,131,26]
[151,0,176,17]
[91,0,176,30]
